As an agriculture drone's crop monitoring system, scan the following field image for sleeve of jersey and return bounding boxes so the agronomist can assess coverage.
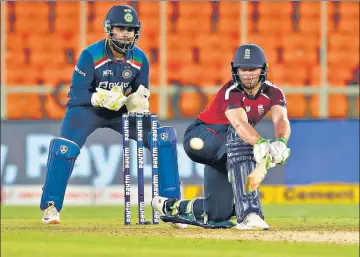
[270,87,287,108]
[133,54,149,90]
[69,50,95,106]
[223,92,242,112]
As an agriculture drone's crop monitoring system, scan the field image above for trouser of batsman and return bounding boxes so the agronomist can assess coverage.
[152,120,265,229]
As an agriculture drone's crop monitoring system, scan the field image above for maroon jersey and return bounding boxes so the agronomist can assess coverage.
[198,80,286,126]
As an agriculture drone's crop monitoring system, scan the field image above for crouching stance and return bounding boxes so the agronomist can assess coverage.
[152,43,291,230]
[41,5,182,225]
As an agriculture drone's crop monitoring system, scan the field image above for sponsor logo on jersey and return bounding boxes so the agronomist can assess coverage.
[75,65,86,76]
[103,70,113,76]
[98,81,130,90]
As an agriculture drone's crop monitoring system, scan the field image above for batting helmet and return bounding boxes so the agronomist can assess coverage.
[231,44,268,89]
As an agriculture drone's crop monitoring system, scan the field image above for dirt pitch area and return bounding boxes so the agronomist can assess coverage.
[70,226,359,245]
[184,230,359,244]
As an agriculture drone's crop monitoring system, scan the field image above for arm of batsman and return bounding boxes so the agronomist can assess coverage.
[125,84,150,113]
[269,137,290,165]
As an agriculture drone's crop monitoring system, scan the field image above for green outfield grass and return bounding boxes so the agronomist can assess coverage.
[1,204,359,257]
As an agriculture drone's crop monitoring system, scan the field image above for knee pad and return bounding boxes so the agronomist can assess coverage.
[40,138,80,211]
[148,126,181,199]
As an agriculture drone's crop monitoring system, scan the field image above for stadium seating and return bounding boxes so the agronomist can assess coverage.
[3,1,359,119]
[6,93,43,120]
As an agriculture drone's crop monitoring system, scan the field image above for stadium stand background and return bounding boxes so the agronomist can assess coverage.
[1,1,359,120]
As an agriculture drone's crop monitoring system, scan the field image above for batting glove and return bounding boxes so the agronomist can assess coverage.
[270,137,290,165]
[253,138,275,168]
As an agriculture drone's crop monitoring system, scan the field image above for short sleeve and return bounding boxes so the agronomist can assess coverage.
[223,84,242,111]
[270,86,286,107]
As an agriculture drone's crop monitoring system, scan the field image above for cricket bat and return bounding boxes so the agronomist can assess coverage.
[246,153,271,193]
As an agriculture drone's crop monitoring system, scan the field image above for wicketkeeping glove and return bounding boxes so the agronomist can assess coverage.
[125,85,150,113]
[103,86,127,111]
[91,88,110,108]
[270,137,290,165]
[91,87,128,111]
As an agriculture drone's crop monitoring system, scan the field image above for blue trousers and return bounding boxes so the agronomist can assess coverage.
[40,106,157,211]
[61,106,153,149]
[183,119,229,171]
[182,119,234,221]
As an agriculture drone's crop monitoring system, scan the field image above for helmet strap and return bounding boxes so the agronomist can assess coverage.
[108,40,126,58]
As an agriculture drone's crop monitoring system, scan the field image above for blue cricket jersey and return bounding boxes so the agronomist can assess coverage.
[67,39,149,108]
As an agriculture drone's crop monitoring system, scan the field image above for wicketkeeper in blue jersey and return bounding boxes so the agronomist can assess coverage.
[40,4,183,226]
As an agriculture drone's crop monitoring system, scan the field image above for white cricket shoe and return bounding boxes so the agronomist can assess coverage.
[42,201,61,224]
[152,196,188,229]
[235,213,269,230]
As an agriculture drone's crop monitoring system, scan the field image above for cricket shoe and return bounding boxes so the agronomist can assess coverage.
[42,201,61,224]
[235,213,269,230]
[151,196,188,229]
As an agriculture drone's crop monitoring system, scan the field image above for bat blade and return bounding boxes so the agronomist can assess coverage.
[246,153,270,193]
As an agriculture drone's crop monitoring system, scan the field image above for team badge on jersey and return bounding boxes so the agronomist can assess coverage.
[258,105,264,115]
[245,106,251,112]
[122,69,132,79]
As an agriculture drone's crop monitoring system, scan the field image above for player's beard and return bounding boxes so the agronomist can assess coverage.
[239,75,261,92]
[109,36,135,54]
